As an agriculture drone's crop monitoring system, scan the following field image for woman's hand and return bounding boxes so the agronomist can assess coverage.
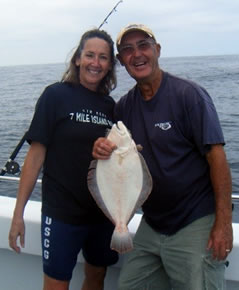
[9,215,25,253]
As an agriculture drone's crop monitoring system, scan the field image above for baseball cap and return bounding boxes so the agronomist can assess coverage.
[116,24,156,49]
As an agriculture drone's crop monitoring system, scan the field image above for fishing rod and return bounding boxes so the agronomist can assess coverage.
[0,132,27,177]
[0,2,124,179]
[98,0,123,29]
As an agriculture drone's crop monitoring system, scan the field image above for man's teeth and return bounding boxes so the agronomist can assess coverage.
[135,62,145,67]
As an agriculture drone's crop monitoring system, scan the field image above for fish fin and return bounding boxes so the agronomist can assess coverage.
[110,227,133,254]
[136,144,143,151]
[128,153,153,222]
[87,160,115,224]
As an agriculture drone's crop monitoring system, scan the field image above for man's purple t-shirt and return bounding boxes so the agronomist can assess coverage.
[115,71,225,234]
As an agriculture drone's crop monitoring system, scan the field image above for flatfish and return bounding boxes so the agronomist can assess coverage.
[87,121,152,254]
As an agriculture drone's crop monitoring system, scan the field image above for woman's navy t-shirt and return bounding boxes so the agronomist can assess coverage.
[26,82,115,225]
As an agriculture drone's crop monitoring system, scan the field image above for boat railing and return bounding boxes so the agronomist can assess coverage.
[232,194,239,202]
[0,175,238,202]
[0,175,42,183]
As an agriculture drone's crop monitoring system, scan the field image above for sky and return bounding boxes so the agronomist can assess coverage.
[0,0,238,66]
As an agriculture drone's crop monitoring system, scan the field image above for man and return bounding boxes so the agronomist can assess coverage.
[92,24,233,289]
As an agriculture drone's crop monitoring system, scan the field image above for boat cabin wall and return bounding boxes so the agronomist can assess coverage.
[0,196,238,289]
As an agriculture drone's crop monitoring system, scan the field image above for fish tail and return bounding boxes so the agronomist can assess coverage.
[110,227,133,254]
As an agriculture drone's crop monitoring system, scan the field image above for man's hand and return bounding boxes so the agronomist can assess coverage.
[207,220,233,260]
[92,137,117,160]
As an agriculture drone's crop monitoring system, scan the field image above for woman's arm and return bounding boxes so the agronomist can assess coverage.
[8,142,46,253]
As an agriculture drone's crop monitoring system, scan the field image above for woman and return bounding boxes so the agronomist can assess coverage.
[8,29,118,290]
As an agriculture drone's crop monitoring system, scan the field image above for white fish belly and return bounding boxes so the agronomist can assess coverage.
[96,150,143,225]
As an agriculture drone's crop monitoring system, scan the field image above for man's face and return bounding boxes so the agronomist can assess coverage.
[117,31,161,82]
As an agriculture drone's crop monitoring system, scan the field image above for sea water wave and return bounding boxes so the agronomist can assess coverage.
[0,54,238,222]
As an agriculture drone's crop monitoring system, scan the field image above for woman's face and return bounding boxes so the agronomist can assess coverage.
[76,37,112,92]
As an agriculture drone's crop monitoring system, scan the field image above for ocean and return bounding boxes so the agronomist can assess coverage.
[0,54,238,222]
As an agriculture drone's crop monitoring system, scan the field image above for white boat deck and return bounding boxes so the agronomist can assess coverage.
[0,195,238,290]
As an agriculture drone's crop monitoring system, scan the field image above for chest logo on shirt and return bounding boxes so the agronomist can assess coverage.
[69,109,113,126]
[155,122,172,130]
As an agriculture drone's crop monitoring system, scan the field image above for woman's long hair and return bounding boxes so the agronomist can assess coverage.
[62,29,117,95]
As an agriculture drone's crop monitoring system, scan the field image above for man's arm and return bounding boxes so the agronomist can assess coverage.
[206,144,233,260]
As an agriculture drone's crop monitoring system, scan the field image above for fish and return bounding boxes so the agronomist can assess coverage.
[87,121,152,254]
